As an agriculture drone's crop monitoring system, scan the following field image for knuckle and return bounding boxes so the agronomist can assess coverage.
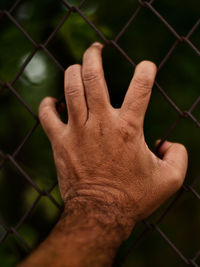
[173,143,188,162]
[83,69,101,83]
[66,84,82,97]
[39,96,52,107]
[119,126,132,142]
[120,112,141,132]
[177,143,187,155]
[65,64,83,97]
[134,75,152,92]
[39,105,51,122]
[39,97,53,115]
[170,169,184,190]
[118,117,140,142]
[134,61,156,94]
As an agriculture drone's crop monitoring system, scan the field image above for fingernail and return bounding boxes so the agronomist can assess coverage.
[92,42,103,48]
[155,139,161,147]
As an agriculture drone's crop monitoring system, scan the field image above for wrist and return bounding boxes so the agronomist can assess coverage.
[62,195,135,243]
[63,180,137,231]
[59,196,135,266]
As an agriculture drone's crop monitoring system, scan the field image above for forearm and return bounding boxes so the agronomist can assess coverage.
[19,197,135,267]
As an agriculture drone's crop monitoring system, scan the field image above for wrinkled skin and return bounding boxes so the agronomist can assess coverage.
[39,42,188,227]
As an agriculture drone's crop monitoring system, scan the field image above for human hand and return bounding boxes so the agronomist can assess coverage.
[39,42,188,236]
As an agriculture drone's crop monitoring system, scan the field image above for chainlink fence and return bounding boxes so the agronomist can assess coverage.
[0,0,200,266]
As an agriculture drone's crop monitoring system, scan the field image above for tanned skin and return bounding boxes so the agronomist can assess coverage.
[19,42,188,267]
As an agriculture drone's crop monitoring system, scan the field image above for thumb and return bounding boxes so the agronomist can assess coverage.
[156,140,188,183]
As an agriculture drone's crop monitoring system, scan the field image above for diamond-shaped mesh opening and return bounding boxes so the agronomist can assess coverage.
[118,227,186,267]
[79,0,139,40]
[0,233,22,266]
[156,43,200,110]
[47,11,105,64]
[0,89,36,154]
[13,124,58,191]
[10,0,68,44]
[117,7,176,65]
[0,160,41,226]
[157,192,200,258]
[17,194,62,248]
[153,0,200,35]
[13,50,63,113]
[0,17,33,83]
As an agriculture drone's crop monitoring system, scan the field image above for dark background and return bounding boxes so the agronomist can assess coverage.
[0,0,199,266]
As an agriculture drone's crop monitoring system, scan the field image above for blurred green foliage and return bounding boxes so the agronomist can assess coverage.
[0,0,199,266]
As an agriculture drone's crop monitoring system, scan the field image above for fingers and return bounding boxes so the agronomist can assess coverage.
[157,140,188,188]
[39,97,65,142]
[64,64,88,127]
[121,61,157,128]
[82,42,110,114]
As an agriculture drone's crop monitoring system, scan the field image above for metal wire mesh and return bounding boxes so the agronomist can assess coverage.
[0,0,199,266]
